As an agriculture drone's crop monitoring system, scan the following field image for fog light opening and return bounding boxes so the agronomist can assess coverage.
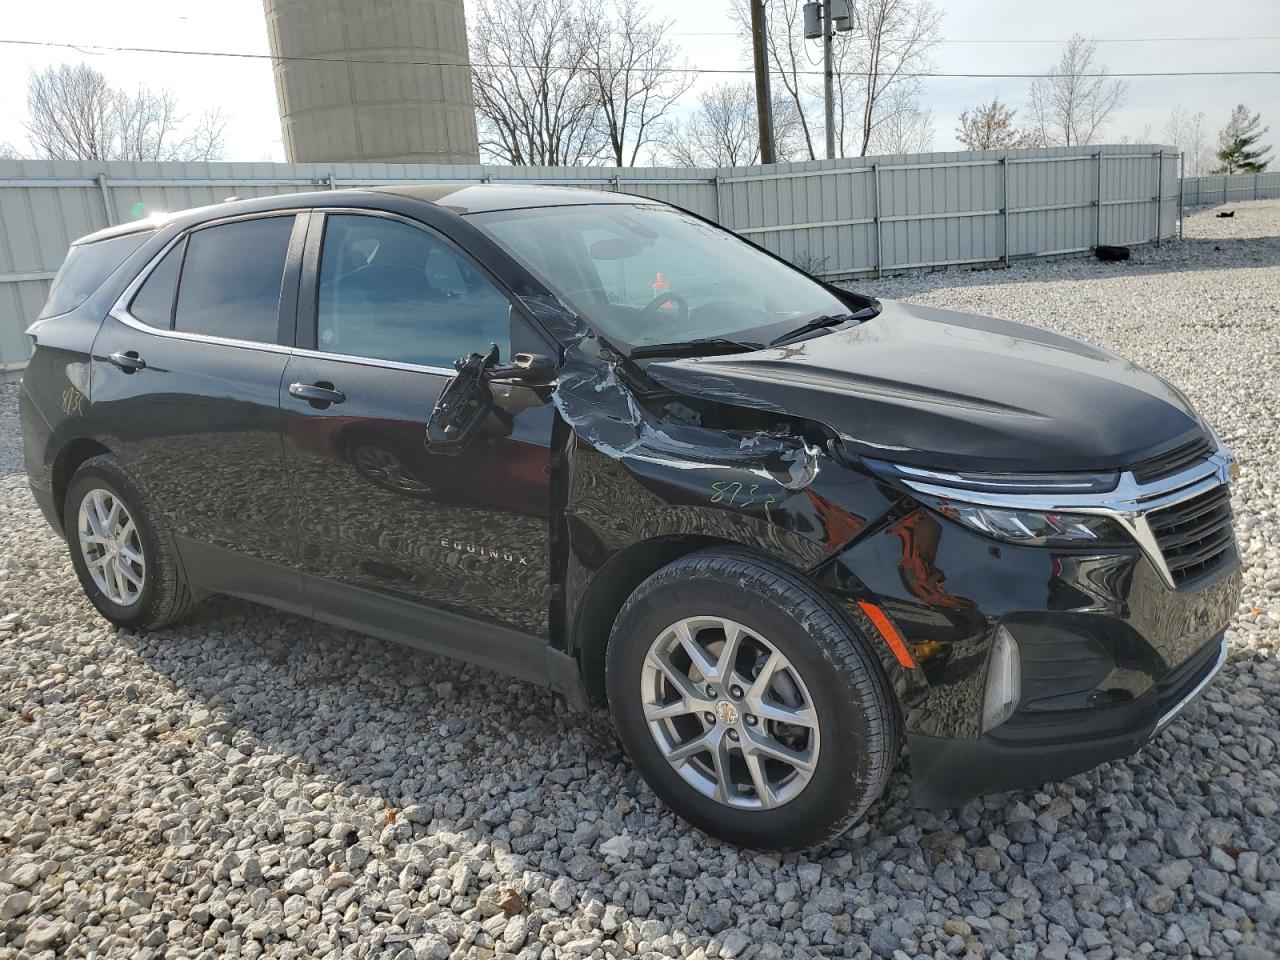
[982,626,1022,733]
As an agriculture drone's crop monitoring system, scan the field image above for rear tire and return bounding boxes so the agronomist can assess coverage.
[605,549,899,850]
[63,454,196,631]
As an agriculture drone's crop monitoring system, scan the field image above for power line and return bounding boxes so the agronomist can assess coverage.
[670,33,1280,42]
[937,36,1280,43]
[3,38,1278,79]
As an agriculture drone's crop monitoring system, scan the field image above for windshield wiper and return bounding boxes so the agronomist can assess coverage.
[629,337,765,359]
[768,307,877,347]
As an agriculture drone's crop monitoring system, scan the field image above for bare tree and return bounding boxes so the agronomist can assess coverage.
[1116,123,1153,145]
[664,83,761,167]
[0,143,21,160]
[956,97,1037,150]
[181,107,232,163]
[868,90,933,154]
[731,0,821,160]
[1163,107,1210,176]
[849,0,942,156]
[661,84,808,167]
[582,0,693,166]
[113,88,184,162]
[25,64,117,160]
[731,0,939,159]
[1027,35,1127,147]
[23,63,228,161]
[770,95,811,162]
[470,0,604,165]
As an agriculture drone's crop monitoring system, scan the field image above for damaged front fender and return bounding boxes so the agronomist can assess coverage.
[543,319,905,617]
[512,295,916,702]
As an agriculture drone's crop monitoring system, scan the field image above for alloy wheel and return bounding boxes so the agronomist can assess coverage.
[639,616,821,809]
[352,444,430,494]
[77,488,146,607]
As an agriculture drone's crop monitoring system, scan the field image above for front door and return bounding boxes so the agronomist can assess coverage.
[281,211,557,637]
[89,213,306,605]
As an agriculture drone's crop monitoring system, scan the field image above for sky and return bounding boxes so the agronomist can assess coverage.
[0,0,1277,162]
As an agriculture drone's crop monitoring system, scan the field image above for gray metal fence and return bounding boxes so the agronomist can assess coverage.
[1180,171,1280,207]
[0,144,1180,374]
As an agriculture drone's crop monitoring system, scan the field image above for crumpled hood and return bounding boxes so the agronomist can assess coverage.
[643,299,1206,473]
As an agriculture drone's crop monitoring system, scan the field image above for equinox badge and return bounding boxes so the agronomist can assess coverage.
[440,538,530,565]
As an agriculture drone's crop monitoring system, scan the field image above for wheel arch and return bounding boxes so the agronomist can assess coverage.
[51,437,113,533]
[571,535,836,709]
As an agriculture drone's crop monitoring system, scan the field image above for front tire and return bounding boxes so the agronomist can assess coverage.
[63,454,196,631]
[606,549,899,850]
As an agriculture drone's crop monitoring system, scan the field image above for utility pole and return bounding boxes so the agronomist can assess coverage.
[806,0,849,158]
[750,0,776,164]
[823,0,835,159]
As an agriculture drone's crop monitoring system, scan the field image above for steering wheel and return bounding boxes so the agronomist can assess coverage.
[639,292,690,326]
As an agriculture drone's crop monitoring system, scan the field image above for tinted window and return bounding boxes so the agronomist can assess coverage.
[174,216,294,343]
[40,231,152,319]
[317,214,510,368]
[129,240,184,328]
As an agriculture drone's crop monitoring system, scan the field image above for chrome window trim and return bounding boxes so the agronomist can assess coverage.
[110,306,296,357]
[290,347,456,378]
[109,221,458,377]
[1154,634,1228,733]
[111,215,298,354]
[898,448,1236,590]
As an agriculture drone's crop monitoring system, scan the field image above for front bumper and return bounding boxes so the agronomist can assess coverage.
[822,491,1242,809]
[908,630,1228,809]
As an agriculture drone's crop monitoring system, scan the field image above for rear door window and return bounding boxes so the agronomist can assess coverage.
[174,216,295,343]
[128,240,185,328]
[40,230,153,318]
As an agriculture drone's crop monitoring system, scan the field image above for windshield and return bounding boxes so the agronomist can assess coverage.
[469,204,863,351]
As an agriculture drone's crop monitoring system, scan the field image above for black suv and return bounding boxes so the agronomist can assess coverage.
[21,185,1240,849]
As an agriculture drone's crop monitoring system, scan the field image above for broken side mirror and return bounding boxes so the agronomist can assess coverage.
[488,351,556,383]
[425,344,557,453]
[425,344,499,454]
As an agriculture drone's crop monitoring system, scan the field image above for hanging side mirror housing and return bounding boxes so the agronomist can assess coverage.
[425,344,558,453]
[488,351,557,383]
[425,345,499,454]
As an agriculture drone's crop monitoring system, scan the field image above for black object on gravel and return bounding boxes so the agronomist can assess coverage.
[1095,244,1131,261]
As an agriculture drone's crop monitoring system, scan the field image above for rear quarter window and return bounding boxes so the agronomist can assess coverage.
[173,216,295,343]
[39,231,153,319]
[128,240,185,328]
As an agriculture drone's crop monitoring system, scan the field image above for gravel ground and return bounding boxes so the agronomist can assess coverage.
[0,383,22,477]
[1,201,1278,960]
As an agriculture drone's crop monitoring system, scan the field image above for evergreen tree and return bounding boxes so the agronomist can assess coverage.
[1215,105,1271,174]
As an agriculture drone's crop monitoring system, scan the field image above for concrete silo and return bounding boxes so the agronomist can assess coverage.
[262,0,480,163]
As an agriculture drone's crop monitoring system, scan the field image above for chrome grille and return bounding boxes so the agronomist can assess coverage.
[1130,435,1215,484]
[1147,484,1236,587]
[891,444,1238,591]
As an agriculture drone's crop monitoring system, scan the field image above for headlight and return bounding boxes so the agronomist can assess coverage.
[937,502,1128,546]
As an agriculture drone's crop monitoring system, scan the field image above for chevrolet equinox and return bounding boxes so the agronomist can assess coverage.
[21,185,1241,849]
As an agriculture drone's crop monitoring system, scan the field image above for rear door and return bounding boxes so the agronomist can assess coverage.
[89,212,308,607]
[280,210,558,638]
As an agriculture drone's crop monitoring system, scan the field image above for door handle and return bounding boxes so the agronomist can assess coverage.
[108,351,146,372]
[289,381,346,407]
